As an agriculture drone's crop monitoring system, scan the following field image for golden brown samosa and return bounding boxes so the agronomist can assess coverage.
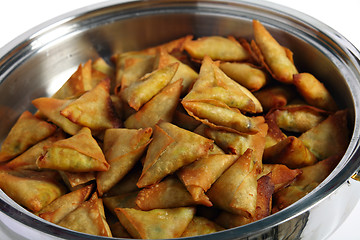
[260,164,302,192]
[0,111,57,162]
[97,127,152,196]
[267,105,329,133]
[183,56,262,113]
[136,176,209,209]
[197,121,268,157]
[32,97,82,135]
[60,79,121,130]
[124,79,182,130]
[182,100,263,135]
[115,207,195,239]
[252,20,298,83]
[112,51,156,93]
[37,127,109,172]
[253,85,296,112]
[0,170,66,212]
[121,62,179,111]
[177,154,238,205]
[103,191,139,216]
[58,192,112,237]
[299,110,349,160]
[137,121,214,188]
[155,48,198,95]
[36,184,93,223]
[220,62,267,92]
[5,130,65,170]
[293,73,338,111]
[184,36,249,61]
[207,149,258,217]
[92,57,115,81]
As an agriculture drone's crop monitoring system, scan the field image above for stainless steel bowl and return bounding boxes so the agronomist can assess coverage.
[1,0,360,239]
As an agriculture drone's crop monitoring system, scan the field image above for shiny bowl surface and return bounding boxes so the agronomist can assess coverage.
[1,0,360,239]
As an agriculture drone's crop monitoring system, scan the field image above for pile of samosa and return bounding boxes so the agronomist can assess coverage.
[0,19,349,239]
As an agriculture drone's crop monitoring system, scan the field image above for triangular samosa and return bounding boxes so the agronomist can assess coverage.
[36,184,93,223]
[0,170,66,212]
[97,128,152,196]
[183,56,262,113]
[58,192,112,237]
[32,97,82,135]
[5,130,65,170]
[0,111,57,162]
[177,154,238,205]
[114,207,195,239]
[60,79,121,130]
[299,110,349,160]
[207,149,258,217]
[121,62,179,111]
[37,127,109,172]
[136,176,209,210]
[113,51,156,93]
[124,79,182,130]
[155,48,198,94]
[137,121,214,188]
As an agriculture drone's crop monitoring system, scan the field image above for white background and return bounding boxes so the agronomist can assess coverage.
[1,0,360,239]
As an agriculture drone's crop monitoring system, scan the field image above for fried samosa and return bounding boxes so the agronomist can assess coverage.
[36,184,93,223]
[37,127,109,172]
[32,98,82,135]
[124,79,182,129]
[184,36,249,61]
[252,20,298,83]
[58,192,112,237]
[60,79,121,130]
[115,207,196,239]
[0,111,57,162]
[97,127,152,196]
[137,121,214,188]
[207,149,258,217]
[136,176,209,209]
[0,170,66,212]
[121,62,179,111]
